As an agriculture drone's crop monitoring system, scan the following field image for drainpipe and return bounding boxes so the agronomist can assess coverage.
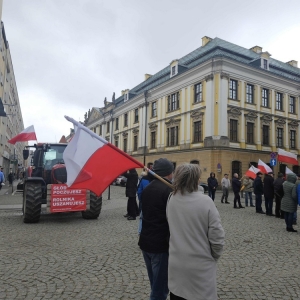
[143,90,148,166]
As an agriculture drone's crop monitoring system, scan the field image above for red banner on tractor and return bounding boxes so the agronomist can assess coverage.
[50,184,87,213]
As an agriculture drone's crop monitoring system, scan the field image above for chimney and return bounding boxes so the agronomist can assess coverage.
[121,89,129,95]
[250,46,263,53]
[145,74,152,81]
[202,36,212,47]
[287,60,298,68]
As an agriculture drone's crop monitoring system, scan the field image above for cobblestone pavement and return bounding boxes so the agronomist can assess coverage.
[0,187,300,299]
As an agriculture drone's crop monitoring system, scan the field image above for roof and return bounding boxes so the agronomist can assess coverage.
[114,37,300,107]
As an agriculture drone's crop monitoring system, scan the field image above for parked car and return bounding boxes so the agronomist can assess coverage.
[112,176,127,187]
[199,182,208,193]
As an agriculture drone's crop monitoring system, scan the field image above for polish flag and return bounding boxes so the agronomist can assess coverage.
[245,165,260,179]
[258,159,272,174]
[285,166,295,175]
[278,148,298,165]
[63,116,144,196]
[8,125,37,145]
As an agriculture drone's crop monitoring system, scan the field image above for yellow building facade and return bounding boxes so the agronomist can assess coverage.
[85,36,300,182]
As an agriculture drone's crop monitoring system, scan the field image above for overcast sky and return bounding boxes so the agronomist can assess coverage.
[2,0,300,142]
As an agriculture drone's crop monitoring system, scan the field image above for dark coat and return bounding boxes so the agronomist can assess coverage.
[123,169,138,198]
[274,177,284,198]
[207,173,218,190]
[253,176,263,195]
[263,174,274,198]
[138,178,173,253]
[232,177,241,193]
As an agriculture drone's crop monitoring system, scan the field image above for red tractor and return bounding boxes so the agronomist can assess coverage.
[22,143,102,223]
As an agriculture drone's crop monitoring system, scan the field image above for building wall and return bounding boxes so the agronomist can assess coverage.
[86,46,300,178]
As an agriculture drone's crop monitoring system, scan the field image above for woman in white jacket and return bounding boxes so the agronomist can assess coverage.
[167,163,225,300]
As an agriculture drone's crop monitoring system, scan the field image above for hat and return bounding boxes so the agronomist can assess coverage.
[256,172,263,175]
[153,158,174,177]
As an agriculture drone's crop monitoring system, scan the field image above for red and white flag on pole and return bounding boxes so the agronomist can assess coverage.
[8,125,37,145]
[285,166,295,175]
[245,165,260,179]
[63,116,144,196]
[278,148,298,165]
[258,159,272,174]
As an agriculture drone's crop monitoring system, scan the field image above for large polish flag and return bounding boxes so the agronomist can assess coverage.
[285,166,295,175]
[8,125,37,145]
[258,159,273,174]
[245,165,260,179]
[63,116,144,196]
[278,148,298,165]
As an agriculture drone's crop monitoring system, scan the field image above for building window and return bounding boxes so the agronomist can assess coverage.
[246,122,254,144]
[290,130,296,149]
[151,132,156,149]
[263,59,268,70]
[115,118,119,130]
[93,128,96,133]
[115,140,118,148]
[167,92,180,111]
[99,125,102,136]
[246,84,254,104]
[134,108,139,123]
[262,88,269,107]
[124,113,128,127]
[123,138,127,153]
[229,119,238,142]
[133,135,138,151]
[289,96,295,113]
[167,126,179,146]
[171,66,176,76]
[276,128,283,147]
[229,79,238,100]
[262,125,269,146]
[151,102,157,117]
[276,92,283,111]
[190,160,199,165]
[106,122,110,133]
[194,83,202,103]
[124,94,128,101]
[193,121,202,143]
[232,161,241,177]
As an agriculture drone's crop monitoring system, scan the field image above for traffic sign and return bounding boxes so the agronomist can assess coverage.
[270,152,277,159]
[270,159,277,166]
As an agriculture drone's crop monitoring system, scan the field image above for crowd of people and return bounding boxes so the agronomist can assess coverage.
[215,171,299,233]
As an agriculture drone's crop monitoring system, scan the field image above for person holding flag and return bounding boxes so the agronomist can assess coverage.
[253,172,265,214]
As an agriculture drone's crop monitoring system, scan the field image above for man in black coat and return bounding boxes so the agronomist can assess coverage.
[264,172,275,216]
[138,158,174,300]
[253,172,265,214]
[232,173,244,209]
[274,173,284,218]
[207,172,218,201]
[123,169,139,220]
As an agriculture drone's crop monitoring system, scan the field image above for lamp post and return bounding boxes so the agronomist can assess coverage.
[108,109,113,200]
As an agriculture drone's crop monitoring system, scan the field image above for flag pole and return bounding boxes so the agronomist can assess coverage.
[146,168,174,190]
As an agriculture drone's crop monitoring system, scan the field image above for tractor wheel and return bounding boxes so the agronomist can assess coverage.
[82,192,102,219]
[23,182,42,223]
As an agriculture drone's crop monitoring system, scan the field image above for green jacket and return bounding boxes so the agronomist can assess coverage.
[281,173,297,213]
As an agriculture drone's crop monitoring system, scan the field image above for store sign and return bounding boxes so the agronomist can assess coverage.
[50,184,87,213]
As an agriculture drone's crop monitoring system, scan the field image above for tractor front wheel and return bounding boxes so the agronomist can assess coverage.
[82,192,102,219]
[23,182,42,223]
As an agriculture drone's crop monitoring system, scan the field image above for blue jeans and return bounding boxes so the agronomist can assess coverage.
[284,212,294,229]
[255,194,263,212]
[245,192,253,206]
[142,251,169,300]
[208,189,216,201]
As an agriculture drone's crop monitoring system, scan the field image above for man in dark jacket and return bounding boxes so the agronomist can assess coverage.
[123,169,139,220]
[207,172,218,201]
[264,172,275,216]
[232,173,244,209]
[274,173,284,218]
[253,172,265,214]
[138,158,174,300]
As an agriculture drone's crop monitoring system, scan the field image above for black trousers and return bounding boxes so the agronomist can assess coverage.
[234,191,242,207]
[275,195,284,218]
[170,292,186,300]
[127,197,138,217]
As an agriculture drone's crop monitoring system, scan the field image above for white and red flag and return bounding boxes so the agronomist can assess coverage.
[258,159,273,174]
[245,165,260,179]
[278,148,298,165]
[285,166,295,175]
[63,116,144,196]
[8,125,37,145]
